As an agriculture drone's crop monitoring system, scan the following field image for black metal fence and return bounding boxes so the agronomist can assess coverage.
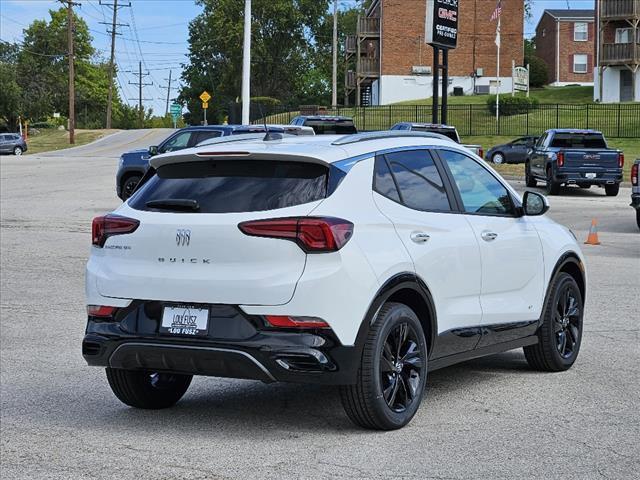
[245,103,640,139]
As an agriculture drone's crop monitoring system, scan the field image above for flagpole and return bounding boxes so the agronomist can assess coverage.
[496,16,500,125]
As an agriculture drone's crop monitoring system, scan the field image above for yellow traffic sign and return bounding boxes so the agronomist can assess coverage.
[199,91,211,103]
[202,102,209,109]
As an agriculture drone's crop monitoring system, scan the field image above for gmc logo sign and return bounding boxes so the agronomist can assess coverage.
[438,8,457,21]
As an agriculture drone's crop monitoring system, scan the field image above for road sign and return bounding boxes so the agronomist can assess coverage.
[202,102,209,109]
[170,103,181,115]
[199,91,211,103]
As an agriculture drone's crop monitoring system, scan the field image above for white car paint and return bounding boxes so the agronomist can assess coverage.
[86,133,585,347]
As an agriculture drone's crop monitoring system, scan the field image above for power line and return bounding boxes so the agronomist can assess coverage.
[126,61,152,128]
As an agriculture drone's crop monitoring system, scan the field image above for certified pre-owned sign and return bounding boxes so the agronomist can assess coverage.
[425,0,459,50]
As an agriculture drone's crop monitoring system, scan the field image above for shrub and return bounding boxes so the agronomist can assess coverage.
[486,95,539,116]
[528,56,549,88]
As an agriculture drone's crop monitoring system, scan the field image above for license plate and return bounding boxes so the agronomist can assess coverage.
[585,173,597,179]
[160,305,209,336]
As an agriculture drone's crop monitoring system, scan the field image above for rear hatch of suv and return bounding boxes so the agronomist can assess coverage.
[95,158,334,306]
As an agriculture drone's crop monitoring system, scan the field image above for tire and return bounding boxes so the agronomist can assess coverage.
[636,209,640,231]
[340,302,428,430]
[524,272,583,372]
[604,184,619,197]
[525,162,537,188]
[492,152,505,164]
[13,146,23,156]
[545,168,560,195]
[106,368,192,409]
[121,175,142,200]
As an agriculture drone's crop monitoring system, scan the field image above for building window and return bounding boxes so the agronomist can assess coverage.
[573,54,588,73]
[615,28,632,44]
[574,22,588,41]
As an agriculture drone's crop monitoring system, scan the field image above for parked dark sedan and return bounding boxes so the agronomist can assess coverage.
[485,136,538,164]
[0,133,28,156]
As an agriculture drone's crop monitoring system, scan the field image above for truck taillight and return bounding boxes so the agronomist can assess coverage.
[478,148,484,159]
[632,163,639,186]
[557,152,565,167]
[618,153,624,169]
[238,217,353,253]
[92,215,140,247]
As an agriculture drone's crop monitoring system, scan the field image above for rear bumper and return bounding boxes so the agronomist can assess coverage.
[553,170,622,185]
[82,302,360,385]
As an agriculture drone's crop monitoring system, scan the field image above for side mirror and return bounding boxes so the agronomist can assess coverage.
[523,191,549,216]
[148,145,158,156]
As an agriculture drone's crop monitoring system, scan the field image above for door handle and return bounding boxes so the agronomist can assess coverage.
[410,232,431,244]
[481,231,498,242]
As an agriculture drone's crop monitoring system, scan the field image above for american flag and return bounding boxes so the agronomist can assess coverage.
[490,0,503,22]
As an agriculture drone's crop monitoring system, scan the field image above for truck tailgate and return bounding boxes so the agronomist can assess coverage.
[564,150,620,170]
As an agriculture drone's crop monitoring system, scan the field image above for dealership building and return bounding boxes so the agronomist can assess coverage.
[344,0,524,105]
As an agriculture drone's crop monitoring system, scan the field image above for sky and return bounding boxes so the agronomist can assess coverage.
[0,0,595,115]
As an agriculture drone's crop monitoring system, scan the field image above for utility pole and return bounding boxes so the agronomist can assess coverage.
[127,61,153,128]
[241,0,251,124]
[60,0,81,144]
[332,0,338,107]
[159,70,178,116]
[100,0,130,129]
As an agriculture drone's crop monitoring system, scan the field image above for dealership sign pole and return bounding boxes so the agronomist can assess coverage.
[425,0,459,124]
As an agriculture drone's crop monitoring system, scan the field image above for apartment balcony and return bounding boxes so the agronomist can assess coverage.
[359,57,380,77]
[600,0,640,20]
[358,17,380,36]
[345,35,356,54]
[600,42,640,65]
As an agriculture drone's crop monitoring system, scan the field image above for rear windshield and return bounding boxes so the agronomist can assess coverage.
[130,160,329,213]
[550,133,607,149]
[410,126,459,142]
[304,121,357,135]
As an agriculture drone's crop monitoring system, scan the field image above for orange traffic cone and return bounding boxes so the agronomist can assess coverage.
[584,219,601,245]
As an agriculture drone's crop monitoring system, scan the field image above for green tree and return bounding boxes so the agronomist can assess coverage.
[180,0,330,123]
[525,39,549,87]
[0,43,23,130]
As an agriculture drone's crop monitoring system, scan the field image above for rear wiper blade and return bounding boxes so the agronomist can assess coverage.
[145,199,200,212]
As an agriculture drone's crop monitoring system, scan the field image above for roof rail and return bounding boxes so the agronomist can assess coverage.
[331,130,454,146]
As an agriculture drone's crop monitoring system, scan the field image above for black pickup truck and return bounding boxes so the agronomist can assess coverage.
[526,129,623,196]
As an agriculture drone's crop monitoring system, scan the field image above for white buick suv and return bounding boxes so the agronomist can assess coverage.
[84,131,586,430]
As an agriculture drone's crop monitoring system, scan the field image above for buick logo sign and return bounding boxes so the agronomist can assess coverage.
[176,229,191,247]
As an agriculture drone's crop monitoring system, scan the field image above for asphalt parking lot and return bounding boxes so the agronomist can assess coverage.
[1,130,639,479]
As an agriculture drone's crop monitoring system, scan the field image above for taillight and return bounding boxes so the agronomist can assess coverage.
[478,148,483,159]
[238,217,353,253]
[618,153,624,169]
[265,315,329,329]
[632,163,639,186]
[557,152,565,167]
[87,305,118,317]
[92,214,140,247]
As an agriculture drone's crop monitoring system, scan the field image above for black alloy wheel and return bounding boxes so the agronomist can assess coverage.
[122,175,142,200]
[554,283,581,359]
[340,302,428,430]
[524,272,583,371]
[106,368,192,409]
[380,322,423,413]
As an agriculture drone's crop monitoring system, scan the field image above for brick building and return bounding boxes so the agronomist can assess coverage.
[534,9,595,86]
[594,0,640,102]
[344,0,525,105]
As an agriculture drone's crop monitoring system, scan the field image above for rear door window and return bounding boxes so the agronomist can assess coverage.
[130,160,329,213]
[192,130,223,145]
[380,150,452,211]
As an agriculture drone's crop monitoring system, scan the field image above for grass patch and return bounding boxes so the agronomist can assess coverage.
[24,129,117,155]
[463,135,639,181]
[393,86,597,106]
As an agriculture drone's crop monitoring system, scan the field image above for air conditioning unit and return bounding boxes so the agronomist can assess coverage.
[476,68,484,77]
[474,85,490,95]
[412,65,432,75]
